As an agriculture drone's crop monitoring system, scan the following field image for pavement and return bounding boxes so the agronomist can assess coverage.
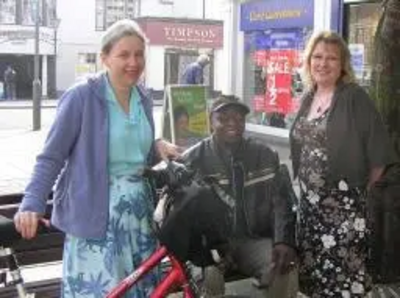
[0,98,58,109]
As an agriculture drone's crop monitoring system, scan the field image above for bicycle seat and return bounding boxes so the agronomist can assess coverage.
[0,215,21,247]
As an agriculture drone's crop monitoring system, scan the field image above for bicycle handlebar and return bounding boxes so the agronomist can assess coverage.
[0,215,57,247]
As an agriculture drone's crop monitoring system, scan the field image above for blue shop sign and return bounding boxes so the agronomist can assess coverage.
[240,0,314,31]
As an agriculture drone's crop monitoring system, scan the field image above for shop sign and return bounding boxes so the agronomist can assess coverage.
[142,21,223,48]
[240,0,314,31]
[0,28,53,45]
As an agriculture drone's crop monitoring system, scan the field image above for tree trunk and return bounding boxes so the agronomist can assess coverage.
[370,0,400,158]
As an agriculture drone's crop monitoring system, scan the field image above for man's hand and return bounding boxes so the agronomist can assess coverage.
[155,139,183,161]
[271,243,297,275]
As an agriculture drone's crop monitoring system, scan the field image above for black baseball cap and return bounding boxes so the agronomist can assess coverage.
[211,95,250,115]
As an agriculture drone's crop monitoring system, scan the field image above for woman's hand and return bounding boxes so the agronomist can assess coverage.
[14,211,42,239]
[155,139,183,161]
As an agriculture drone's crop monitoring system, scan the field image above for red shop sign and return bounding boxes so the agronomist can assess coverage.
[265,49,296,115]
[138,20,223,48]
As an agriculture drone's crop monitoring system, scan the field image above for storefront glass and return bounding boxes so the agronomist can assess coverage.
[345,2,382,88]
[239,0,315,130]
[243,28,311,129]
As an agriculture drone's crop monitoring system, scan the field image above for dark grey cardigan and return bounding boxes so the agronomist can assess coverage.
[290,81,397,188]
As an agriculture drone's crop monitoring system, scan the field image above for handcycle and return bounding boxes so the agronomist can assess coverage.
[0,161,249,298]
[107,161,249,297]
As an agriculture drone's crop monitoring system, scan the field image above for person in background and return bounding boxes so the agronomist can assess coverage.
[180,54,210,85]
[3,65,17,100]
[14,19,180,298]
[290,31,396,297]
[180,95,298,297]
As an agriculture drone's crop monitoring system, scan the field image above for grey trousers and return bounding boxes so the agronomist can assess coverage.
[202,238,298,298]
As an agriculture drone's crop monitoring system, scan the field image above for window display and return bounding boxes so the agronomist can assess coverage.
[243,28,311,129]
[345,2,381,88]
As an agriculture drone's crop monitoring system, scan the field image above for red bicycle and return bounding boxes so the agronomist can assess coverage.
[106,245,199,298]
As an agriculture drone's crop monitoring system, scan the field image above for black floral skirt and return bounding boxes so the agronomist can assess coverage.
[298,180,372,298]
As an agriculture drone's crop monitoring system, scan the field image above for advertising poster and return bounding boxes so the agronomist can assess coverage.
[264,49,297,115]
[162,85,210,149]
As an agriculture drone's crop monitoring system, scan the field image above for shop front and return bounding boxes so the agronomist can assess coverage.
[0,25,56,99]
[240,0,314,136]
[137,17,224,100]
[237,0,342,140]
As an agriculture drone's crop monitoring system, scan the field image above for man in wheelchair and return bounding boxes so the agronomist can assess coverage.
[156,95,298,297]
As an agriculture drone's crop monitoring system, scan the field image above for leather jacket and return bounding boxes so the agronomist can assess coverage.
[180,136,297,247]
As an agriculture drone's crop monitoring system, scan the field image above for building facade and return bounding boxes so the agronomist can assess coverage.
[56,0,230,98]
[226,0,382,141]
[0,0,58,99]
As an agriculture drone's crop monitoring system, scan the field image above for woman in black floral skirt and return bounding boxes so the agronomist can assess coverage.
[290,31,396,297]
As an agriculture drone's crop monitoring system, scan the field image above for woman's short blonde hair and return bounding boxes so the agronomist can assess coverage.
[101,19,148,55]
[301,31,355,90]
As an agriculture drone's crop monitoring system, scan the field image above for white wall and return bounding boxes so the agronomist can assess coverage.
[56,0,103,91]
[140,0,221,20]
[145,46,165,91]
[313,0,333,32]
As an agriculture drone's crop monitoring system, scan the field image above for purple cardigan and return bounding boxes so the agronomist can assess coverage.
[20,73,156,238]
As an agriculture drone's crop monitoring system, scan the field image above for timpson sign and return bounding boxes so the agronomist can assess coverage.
[140,20,223,48]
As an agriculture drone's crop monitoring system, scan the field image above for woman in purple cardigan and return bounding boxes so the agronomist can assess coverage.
[14,19,179,297]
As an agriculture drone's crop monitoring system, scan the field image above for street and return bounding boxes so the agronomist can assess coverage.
[0,105,164,137]
[0,108,56,132]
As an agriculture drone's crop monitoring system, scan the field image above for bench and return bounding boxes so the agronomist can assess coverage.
[0,193,64,298]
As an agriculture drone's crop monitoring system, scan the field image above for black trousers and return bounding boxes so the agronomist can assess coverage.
[203,238,298,297]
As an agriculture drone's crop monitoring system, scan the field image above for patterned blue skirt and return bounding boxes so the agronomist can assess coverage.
[61,175,159,297]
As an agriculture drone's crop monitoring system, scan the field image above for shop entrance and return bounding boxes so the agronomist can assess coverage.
[0,54,56,100]
[164,49,214,90]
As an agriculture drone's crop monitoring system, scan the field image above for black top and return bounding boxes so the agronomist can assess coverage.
[290,81,397,188]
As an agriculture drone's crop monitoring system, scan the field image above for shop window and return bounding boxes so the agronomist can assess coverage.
[96,0,137,30]
[243,28,311,130]
[164,49,214,91]
[344,2,382,88]
[0,0,16,24]
[20,0,34,25]
[75,53,98,81]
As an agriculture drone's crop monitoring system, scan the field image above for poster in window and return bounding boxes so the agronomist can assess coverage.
[264,49,297,115]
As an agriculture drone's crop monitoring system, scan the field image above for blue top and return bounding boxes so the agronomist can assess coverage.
[19,73,157,239]
[180,62,204,85]
[105,77,152,176]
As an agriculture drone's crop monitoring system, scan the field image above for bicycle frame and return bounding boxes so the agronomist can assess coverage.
[106,245,196,298]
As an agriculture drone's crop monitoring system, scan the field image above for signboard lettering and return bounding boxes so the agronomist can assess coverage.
[141,20,223,48]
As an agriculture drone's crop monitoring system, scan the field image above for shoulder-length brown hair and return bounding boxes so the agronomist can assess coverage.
[301,31,356,90]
